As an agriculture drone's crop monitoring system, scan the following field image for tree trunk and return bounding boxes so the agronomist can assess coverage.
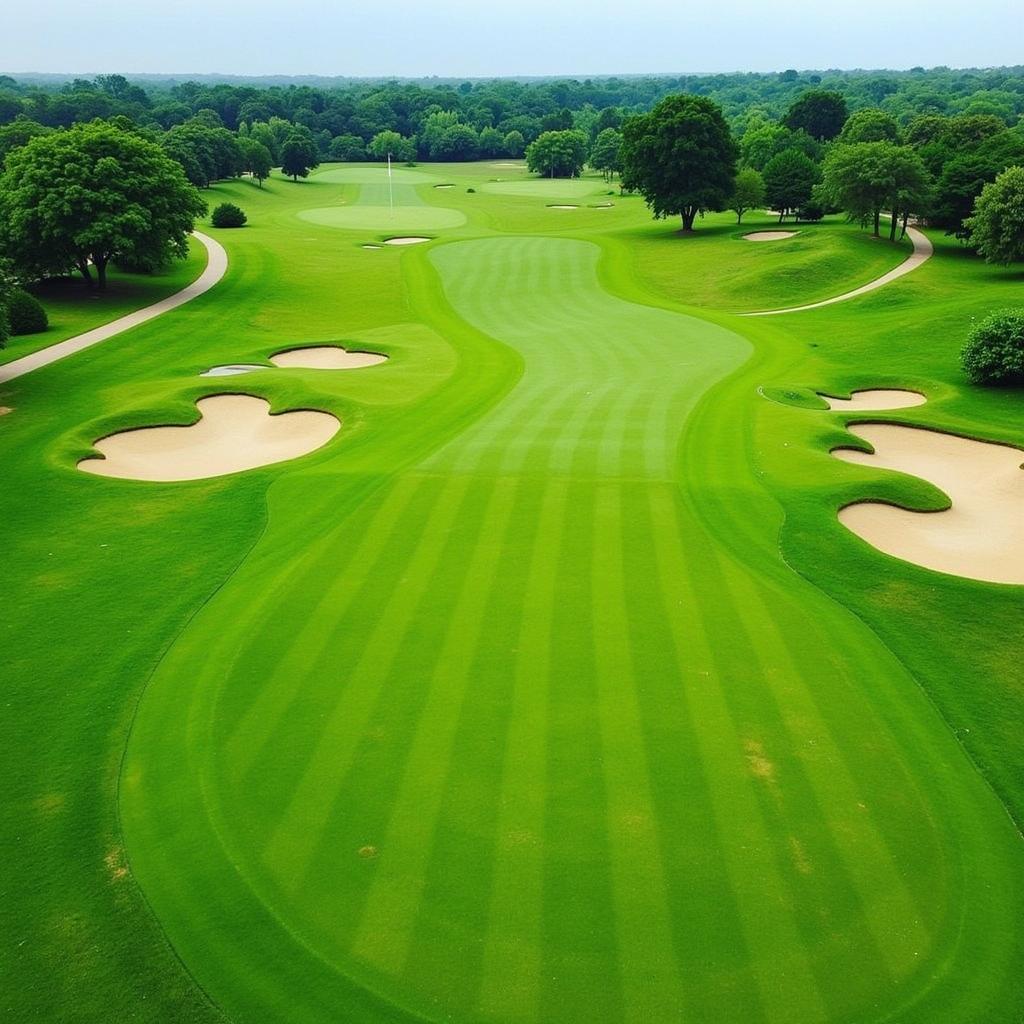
[95,256,108,292]
[889,209,898,241]
[778,209,785,224]
[900,211,909,238]
[873,208,881,236]
[76,258,93,288]
[681,207,697,231]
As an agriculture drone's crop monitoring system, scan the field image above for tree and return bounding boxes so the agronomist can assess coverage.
[211,203,247,228]
[238,137,272,187]
[478,126,504,158]
[730,167,766,223]
[328,134,367,161]
[965,166,1024,264]
[525,130,588,178]
[739,123,820,171]
[367,130,416,162]
[961,309,1024,384]
[783,90,848,142]
[502,130,525,158]
[620,94,738,231]
[0,266,10,348]
[280,133,319,181]
[434,123,479,161]
[839,108,900,144]
[0,121,206,290]
[762,149,820,221]
[0,118,51,170]
[589,128,623,180]
[820,141,931,239]
[249,121,280,163]
[932,133,1024,236]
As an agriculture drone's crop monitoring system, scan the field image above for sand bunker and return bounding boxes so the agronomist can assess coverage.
[79,395,339,482]
[832,423,1024,585]
[822,389,926,412]
[548,204,579,210]
[270,346,387,370]
[383,236,430,246]
[362,244,382,250]
[200,364,269,378]
[744,231,798,241]
[434,183,455,189]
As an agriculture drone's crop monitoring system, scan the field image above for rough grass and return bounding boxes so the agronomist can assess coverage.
[2,161,1022,1024]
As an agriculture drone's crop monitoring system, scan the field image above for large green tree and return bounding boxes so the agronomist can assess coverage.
[0,117,51,170]
[280,133,319,181]
[367,130,416,162]
[525,129,588,178]
[238,136,272,187]
[730,167,766,223]
[589,127,623,180]
[965,165,1024,264]
[783,89,848,141]
[763,149,820,221]
[620,94,738,231]
[0,120,206,289]
[820,141,932,238]
[839,108,901,144]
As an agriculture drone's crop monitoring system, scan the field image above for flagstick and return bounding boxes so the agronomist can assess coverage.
[387,152,394,217]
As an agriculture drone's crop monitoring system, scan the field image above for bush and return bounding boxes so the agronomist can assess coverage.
[7,289,48,335]
[466,187,475,193]
[211,203,247,228]
[961,309,1024,385]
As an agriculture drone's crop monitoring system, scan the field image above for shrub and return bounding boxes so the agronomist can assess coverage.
[466,187,475,193]
[961,309,1024,385]
[7,289,48,335]
[211,202,247,228]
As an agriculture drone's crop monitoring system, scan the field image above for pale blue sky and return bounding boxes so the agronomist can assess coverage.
[2,0,1020,77]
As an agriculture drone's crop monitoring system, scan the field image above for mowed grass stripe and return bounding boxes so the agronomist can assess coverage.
[261,474,473,887]
[350,475,521,973]
[223,474,426,781]
[589,481,685,1022]
[476,478,570,1021]
[646,484,830,1023]
[621,483,767,1019]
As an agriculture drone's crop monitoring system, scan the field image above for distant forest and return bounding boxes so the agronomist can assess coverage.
[2,67,1023,141]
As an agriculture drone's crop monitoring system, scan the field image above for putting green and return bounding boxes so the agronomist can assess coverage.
[298,205,466,231]
[479,178,606,198]
[315,167,439,185]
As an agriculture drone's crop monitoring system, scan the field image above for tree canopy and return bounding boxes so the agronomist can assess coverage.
[783,90,848,141]
[0,120,206,289]
[730,167,766,223]
[589,128,623,180]
[965,165,1024,264]
[620,94,737,231]
[280,132,319,180]
[763,149,820,221]
[525,130,588,178]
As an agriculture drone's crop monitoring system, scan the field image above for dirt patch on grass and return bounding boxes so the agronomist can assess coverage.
[79,395,340,482]
[383,236,431,245]
[744,231,797,241]
[833,423,1024,585]
[744,739,776,783]
[270,346,387,370]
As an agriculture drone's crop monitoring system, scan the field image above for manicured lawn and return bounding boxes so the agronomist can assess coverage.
[2,162,1022,1024]
[0,238,207,364]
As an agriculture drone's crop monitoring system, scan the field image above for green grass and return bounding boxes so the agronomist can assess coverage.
[2,162,1022,1024]
[0,238,207,364]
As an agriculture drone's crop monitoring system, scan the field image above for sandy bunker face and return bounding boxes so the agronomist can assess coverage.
[744,231,798,241]
[548,204,579,210]
[833,423,1024,585]
[384,236,430,245]
[822,389,926,412]
[270,346,387,370]
[79,395,339,482]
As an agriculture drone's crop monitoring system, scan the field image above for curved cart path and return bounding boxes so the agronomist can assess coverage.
[0,232,227,384]
[742,225,932,317]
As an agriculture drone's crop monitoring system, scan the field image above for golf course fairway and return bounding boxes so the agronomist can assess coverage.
[3,163,1023,1024]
